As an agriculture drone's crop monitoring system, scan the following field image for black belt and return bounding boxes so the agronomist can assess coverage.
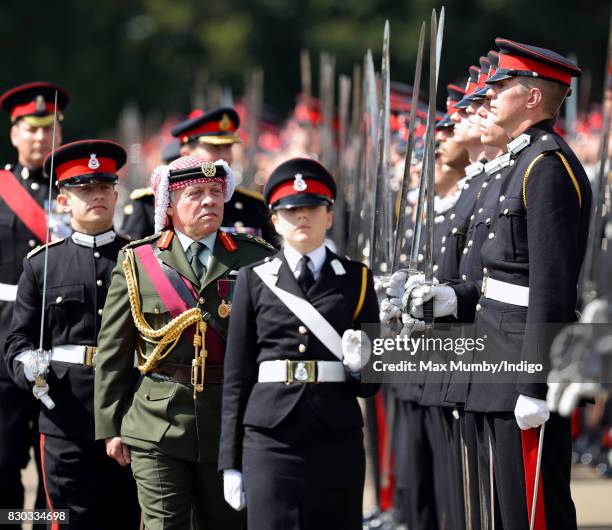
[151,362,224,384]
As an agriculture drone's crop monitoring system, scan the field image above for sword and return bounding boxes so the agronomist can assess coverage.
[489,434,496,530]
[33,91,60,410]
[392,21,425,272]
[529,424,546,530]
[370,20,392,275]
[422,8,442,325]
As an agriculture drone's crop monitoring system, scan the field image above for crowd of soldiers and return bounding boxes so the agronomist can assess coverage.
[0,22,610,530]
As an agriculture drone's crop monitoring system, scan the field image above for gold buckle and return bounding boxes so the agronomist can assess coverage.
[285,360,317,384]
[84,346,97,367]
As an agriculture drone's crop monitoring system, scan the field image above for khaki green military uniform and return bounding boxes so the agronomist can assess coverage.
[94,229,274,530]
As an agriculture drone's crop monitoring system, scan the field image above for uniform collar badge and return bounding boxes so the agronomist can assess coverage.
[71,229,116,248]
[507,133,531,156]
[330,259,346,276]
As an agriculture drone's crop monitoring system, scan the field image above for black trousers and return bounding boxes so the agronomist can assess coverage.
[473,412,577,530]
[0,380,46,530]
[243,398,365,530]
[40,434,140,530]
[392,400,438,530]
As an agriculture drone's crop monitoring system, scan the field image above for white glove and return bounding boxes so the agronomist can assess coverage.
[380,298,402,324]
[342,330,372,372]
[223,469,246,511]
[580,298,608,324]
[547,381,601,417]
[514,394,550,430]
[409,284,457,319]
[400,273,427,310]
[400,313,427,336]
[386,270,409,301]
[15,349,50,383]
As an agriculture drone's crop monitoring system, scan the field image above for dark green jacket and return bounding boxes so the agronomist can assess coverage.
[94,229,274,462]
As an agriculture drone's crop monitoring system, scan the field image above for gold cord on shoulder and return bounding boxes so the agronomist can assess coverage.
[123,249,202,373]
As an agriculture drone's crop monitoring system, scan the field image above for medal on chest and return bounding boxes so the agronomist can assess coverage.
[217,278,235,318]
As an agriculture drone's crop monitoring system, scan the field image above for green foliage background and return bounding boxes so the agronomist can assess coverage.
[0,0,609,161]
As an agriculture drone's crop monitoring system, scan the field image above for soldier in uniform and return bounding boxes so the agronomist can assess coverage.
[408,39,591,529]
[219,158,380,530]
[94,154,275,530]
[0,82,68,519]
[171,107,277,244]
[120,139,181,241]
[4,140,140,529]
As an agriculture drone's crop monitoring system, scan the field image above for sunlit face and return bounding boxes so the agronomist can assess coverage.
[485,78,531,134]
[437,127,468,168]
[450,109,470,144]
[271,205,332,251]
[181,142,234,165]
[57,182,117,233]
[10,119,62,168]
[478,99,511,148]
[167,181,225,239]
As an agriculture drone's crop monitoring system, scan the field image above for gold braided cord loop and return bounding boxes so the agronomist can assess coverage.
[123,249,201,373]
[522,151,582,209]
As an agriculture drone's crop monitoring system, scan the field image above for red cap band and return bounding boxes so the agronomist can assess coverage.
[55,157,116,182]
[181,118,237,142]
[269,179,333,206]
[498,53,572,85]
[11,101,57,120]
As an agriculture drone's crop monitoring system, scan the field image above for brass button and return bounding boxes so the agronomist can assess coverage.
[478,208,483,213]
[483,268,488,274]
[29,239,36,248]
[298,326,307,334]
[488,233,495,239]
[154,307,160,314]
[499,195,505,203]
[503,209,509,215]
[98,308,103,316]
[440,246,446,253]
[433,264,439,272]
[96,279,103,287]
[463,248,468,255]
[476,304,482,311]
[450,213,455,220]
[441,236,446,244]
[461,274,467,281]
[94,251,101,258]
[198,297,205,305]
[451,227,457,234]
[31,182,40,191]
[55,296,62,303]
[298,344,306,353]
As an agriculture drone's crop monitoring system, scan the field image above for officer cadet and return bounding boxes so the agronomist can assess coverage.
[120,139,181,240]
[409,39,591,530]
[94,154,275,530]
[171,107,277,244]
[0,81,68,518]
[4,140,140,529]
[219,158,380,530]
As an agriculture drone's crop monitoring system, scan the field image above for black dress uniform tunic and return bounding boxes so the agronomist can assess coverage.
[219,248,380,530]
[5,231,140,530]
[120,187,155,240]
[459,121,591,530]
[0,163,50,516]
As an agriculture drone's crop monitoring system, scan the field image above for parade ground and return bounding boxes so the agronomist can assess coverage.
[19,449,612,529]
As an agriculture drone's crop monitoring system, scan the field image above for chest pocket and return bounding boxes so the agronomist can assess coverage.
[45,284,86,331]
[497,197,528,262]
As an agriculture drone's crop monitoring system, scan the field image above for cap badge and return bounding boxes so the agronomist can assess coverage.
[293,173,307,192]
[201,161,217,177]
[35,95,46,113]
[88,154,100,170]
[219,114,231,131]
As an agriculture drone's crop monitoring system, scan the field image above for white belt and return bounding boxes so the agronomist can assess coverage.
[51,345,97,366]
[258,360,347,383]
[482,275,529,307]
[0,282,17,302]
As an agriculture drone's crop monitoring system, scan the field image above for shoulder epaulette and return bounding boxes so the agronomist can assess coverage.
[27,238,64,259]
[123,231,163,249]
[534,132,560,153]
[235,187,264,202]
[231,231,276,251]
[129,187,154,201]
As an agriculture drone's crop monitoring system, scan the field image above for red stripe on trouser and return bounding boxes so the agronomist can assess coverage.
[375,393,393,510]
[39,434,60,530]
[521,428,547,530]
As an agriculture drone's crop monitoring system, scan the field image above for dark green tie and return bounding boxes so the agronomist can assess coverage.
[189,241,207,280]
